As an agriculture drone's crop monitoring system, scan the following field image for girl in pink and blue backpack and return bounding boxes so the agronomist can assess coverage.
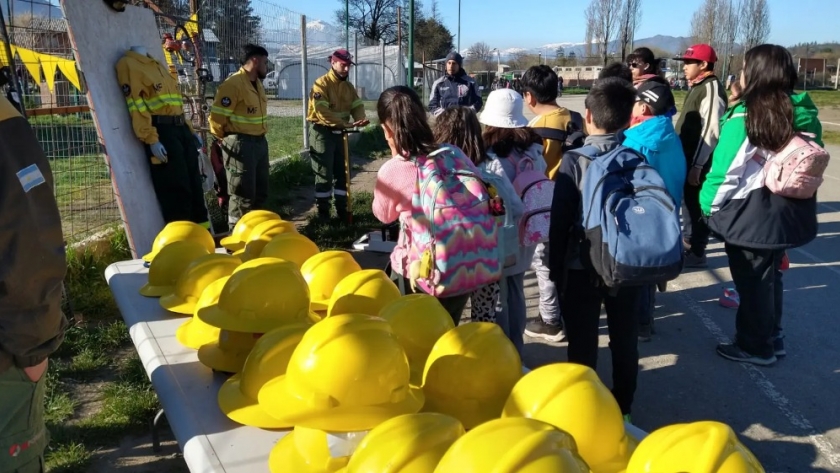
[373,86,501,324]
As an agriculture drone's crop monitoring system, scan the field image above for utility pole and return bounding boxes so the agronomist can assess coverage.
[345,0,349,51]
[397,7,403,85]
[408,0,415,87]
[457,0,461,53]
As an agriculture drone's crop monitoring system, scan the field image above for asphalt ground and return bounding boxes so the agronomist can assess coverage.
[511,94,840,472]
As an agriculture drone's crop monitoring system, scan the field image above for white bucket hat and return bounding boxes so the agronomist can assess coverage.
[479,89,529,129]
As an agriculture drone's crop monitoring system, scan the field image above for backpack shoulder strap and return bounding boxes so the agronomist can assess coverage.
[532,127,569,142]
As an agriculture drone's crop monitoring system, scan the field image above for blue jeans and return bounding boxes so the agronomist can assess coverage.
[495,273,527,355]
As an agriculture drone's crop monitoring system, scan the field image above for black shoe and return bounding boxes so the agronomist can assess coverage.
[524,319,566,342]
[716,343,776,366]
[774,334,787,358]
[657,281,668,292]
[683,250,708,269]
[638,323,653,342]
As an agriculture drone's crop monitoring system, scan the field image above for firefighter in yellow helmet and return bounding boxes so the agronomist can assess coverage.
[306,49,368,220]
[210,44,270,231]
[116,45,209,227]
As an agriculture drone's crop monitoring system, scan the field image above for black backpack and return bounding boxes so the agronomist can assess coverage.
[532,110,586,154]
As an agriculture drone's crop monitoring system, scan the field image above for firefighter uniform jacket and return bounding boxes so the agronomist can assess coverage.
[210,68,268,139]
[306,70,365,128]
[115,50,192,145]
[0,96,68,375]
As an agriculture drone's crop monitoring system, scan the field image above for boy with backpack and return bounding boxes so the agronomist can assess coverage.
[521,65,584,342]
[622,78,687,341]
[673,44,727,268]
[549,78,683,419]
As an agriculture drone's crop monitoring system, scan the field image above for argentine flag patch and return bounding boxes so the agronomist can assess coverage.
[17,164,46,192]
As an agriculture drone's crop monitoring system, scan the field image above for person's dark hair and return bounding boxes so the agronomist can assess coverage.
[432,107,487,165]
[599,62,633,83]
[242,44,268,64]
[377,86,437,157]
[584,77,636,133]
[741,44,799,152]
[627,47,660,75]
[482,126,542,158]
[521,65,558,104]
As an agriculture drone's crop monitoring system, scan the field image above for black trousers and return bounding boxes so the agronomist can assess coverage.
[725,244,784,358]
[638,284,656,327]
[682,179,711,256]
[145,123,208,225]
[562,270,641,415]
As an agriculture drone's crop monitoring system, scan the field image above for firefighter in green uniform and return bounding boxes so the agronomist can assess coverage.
[307,49,369,220]
[210,44,269,230]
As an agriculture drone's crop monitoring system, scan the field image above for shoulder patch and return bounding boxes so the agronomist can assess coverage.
[221,97,231,107]
[17,164,46,192]
[313,92,322,99]
[122,84,130,96]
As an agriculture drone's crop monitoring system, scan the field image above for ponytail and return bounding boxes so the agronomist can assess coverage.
[377,86,437,157]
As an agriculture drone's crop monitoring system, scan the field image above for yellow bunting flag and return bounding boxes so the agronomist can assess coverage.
[14,46,44,84]
[56,59,82,92]
[40,53,60,92]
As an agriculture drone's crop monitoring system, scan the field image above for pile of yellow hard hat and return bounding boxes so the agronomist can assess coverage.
[138,213,767,473]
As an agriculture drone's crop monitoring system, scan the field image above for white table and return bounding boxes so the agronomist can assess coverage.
[106,259,647,473]
[106,259,283,473]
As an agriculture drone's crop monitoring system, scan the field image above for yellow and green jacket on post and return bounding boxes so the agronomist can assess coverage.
[115,50,192,144]
[306,69,365,128]
[210,67,268,139]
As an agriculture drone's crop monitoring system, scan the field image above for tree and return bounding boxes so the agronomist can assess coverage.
[585,0,623,65]
[689,0,742,75]
[201,0,261,62]
[740,0,770,51]
[465,42,493,71]
[617,0,642,61]
[555,46,565,59]
[415,18,454,60]
[429,0,440,21]
[334,0,423,45]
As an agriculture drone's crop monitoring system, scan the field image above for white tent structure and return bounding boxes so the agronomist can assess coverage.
[273,43,405,101]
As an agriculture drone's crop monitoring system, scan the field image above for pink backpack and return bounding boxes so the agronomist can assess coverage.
[506,153,554,245]
[764,132,830,199]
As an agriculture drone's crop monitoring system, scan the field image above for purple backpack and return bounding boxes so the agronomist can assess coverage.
[507,153,554,245]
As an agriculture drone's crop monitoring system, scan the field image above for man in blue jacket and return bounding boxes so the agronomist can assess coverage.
[622,77,687,341]
[428,52,483,116]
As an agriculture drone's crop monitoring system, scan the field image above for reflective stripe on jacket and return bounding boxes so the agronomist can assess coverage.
[306,70,365,128]
[210,68,268,138]
[115,50,192,144]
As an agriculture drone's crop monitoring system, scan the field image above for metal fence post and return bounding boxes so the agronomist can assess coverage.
[301,15,309,153]
[381,39,386,95]
[353,32,359,89]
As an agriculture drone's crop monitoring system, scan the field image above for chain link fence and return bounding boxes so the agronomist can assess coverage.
[2,0,402,241]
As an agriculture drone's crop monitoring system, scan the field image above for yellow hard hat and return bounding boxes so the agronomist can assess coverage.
[139,241,211,297]
[327,269,401,317]
[422,322,521,429]
[234,219,298,261]
[257,314,424,432]
[626,421,764,473]
[345,413,465,473]
[159,253,241,314]
[218,324,309,428]
[433,417,590,473]
[268,426,363,473]
[378,294,455,386]
[220,210,281,252]
[502,363,629,472]
[259,232,320,268]
[176,276,228,350]
[142,221,215,262]
[301,251,362,312]
[196,259,314,333]
[197,329,262,373]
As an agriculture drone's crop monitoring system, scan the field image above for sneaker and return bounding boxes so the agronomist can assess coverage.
[716,343,777,366]
[524,319,566,342]
[683,250,708,269]
[719,287,740,309]
[638,323,653,342]
[774,334,787,357]
[657,281,668,293]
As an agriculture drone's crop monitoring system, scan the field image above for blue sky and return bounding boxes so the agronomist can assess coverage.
[297,0,838,50]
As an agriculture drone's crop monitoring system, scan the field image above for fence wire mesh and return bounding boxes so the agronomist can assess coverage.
[2,0,404,241]
[3,0,119,243]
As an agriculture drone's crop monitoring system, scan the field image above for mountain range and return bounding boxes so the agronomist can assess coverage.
[472,35,693,60]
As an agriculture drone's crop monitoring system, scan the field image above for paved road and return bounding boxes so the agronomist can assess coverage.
[514,95,840,472]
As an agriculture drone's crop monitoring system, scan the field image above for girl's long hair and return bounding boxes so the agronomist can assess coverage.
[741,44,799,152]
[432,106,488,165]
[482,126,542,158]
[627,47,661,75]
[377,86,437,157]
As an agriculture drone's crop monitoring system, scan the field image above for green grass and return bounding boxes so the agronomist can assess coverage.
[298,191,378,250]
[799,90,840,108]
[823,129,840,145]
[562,87,589,95]
[64,230,132,322]
[265,116,305,160]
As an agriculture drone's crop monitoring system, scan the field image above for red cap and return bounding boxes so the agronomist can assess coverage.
[675,44,718,63]
[330,49,355,65]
